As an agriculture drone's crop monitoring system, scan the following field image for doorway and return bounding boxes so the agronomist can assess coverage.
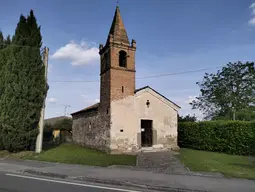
[141,119,153,147]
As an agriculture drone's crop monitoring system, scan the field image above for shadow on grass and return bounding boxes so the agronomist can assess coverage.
[42,141,61,151]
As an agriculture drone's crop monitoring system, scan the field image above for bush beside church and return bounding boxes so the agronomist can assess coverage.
[178,121,255,156]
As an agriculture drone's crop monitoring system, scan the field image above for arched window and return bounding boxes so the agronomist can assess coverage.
[119,50,127,67]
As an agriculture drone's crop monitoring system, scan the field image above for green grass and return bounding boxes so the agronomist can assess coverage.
[23,143,137,167]
[177,148,255,179]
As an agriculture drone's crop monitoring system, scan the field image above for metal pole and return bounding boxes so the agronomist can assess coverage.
[64,105,71,116]
[233,108,236,121]
[36,47,49,153]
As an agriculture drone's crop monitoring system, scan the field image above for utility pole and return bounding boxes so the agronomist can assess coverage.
[233,107,236,121]
[63,104,71,116]
[36,46,49,153]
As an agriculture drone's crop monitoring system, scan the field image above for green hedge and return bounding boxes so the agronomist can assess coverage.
[178,121,255,155]
[0,135,4,150]
[0,124,4,150]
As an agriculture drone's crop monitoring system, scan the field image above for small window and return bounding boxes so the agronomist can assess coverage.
[89,122,92,130]
[146,100,150,108]
[122,86,124,93]
[120,129,124,132]
[119,50,127,67]
[107,109,109,114]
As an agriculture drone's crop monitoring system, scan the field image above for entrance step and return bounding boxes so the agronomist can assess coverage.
[136,151,188,174]
[137,145,169,153]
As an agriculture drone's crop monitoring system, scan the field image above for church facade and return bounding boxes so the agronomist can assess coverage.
[71,6,181,154]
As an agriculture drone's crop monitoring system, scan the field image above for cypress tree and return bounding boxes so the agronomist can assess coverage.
[1,10,47,152]
[0,31,4,49]
[0,31,5,149]
[5,35,11,46]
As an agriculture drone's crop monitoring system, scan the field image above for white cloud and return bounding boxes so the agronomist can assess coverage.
[51,40,99,66]
[250,3,255,9]
[47,97,57,103]
[172,95,204,120]
[186,96,197,104]
[249,3,255,26]
[81,94,99,104]
[249,17,255,26]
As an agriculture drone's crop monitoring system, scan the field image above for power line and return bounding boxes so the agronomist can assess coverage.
[136,66,222,79]
[0,42,223,82]
[48,66,223,83]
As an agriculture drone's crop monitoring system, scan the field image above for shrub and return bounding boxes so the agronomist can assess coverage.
[178,121,255,156]
[0,124,4,150]
[54,118,72,132]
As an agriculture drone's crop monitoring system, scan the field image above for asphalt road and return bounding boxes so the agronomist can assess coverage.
[0,171,143,192]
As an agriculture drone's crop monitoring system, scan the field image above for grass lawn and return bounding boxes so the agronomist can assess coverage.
[177,148,255,179]
[23,143,137,167]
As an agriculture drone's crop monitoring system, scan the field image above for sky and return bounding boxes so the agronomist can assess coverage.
[0,0,255,119]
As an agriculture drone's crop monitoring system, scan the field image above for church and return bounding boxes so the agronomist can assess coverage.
[71,6,181,154]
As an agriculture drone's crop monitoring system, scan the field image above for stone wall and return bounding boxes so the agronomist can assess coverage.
[72,110,110,152]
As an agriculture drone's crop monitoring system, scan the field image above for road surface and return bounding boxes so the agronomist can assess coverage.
[0,171,144,192]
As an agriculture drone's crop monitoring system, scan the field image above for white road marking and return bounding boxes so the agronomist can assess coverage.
[5,173,142,192]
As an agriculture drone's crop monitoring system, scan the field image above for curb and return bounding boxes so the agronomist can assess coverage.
[22,169,209,192]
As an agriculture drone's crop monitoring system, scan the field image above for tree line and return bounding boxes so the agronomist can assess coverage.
[191,61,255,121]
[0,10,48,152]
[180,61,255,122]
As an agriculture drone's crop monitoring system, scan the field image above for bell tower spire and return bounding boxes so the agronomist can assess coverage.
[99,5,136,109]
[106,6,130,45]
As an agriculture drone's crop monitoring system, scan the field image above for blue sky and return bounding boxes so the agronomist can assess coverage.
[1,0,255,119]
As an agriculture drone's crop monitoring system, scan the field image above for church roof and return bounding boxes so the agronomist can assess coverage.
[106,6,130,45]
[135,86,181,109]
[72,86,180,116]
[71,103,99,116]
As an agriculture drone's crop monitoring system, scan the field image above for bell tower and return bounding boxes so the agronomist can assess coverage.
[99,6,136,110]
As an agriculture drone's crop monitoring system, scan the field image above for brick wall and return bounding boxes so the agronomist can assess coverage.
[100,43,136,103]
[110,69,135,101]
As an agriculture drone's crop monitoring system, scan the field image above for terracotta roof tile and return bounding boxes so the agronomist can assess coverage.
[71,103,99,116]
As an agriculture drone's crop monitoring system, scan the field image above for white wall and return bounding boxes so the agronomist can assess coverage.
[110,87,180,153]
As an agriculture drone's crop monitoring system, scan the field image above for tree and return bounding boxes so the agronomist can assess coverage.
[5,35,11,45]
[235,106,255,121]
[0,10,47,152]
[0,31,4,149]
[0,31,4,49]
[191,61,255,120]
[0,31,3,149]
[54,118,72,132]
[178,114,197,122]
[0,31,10,150]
